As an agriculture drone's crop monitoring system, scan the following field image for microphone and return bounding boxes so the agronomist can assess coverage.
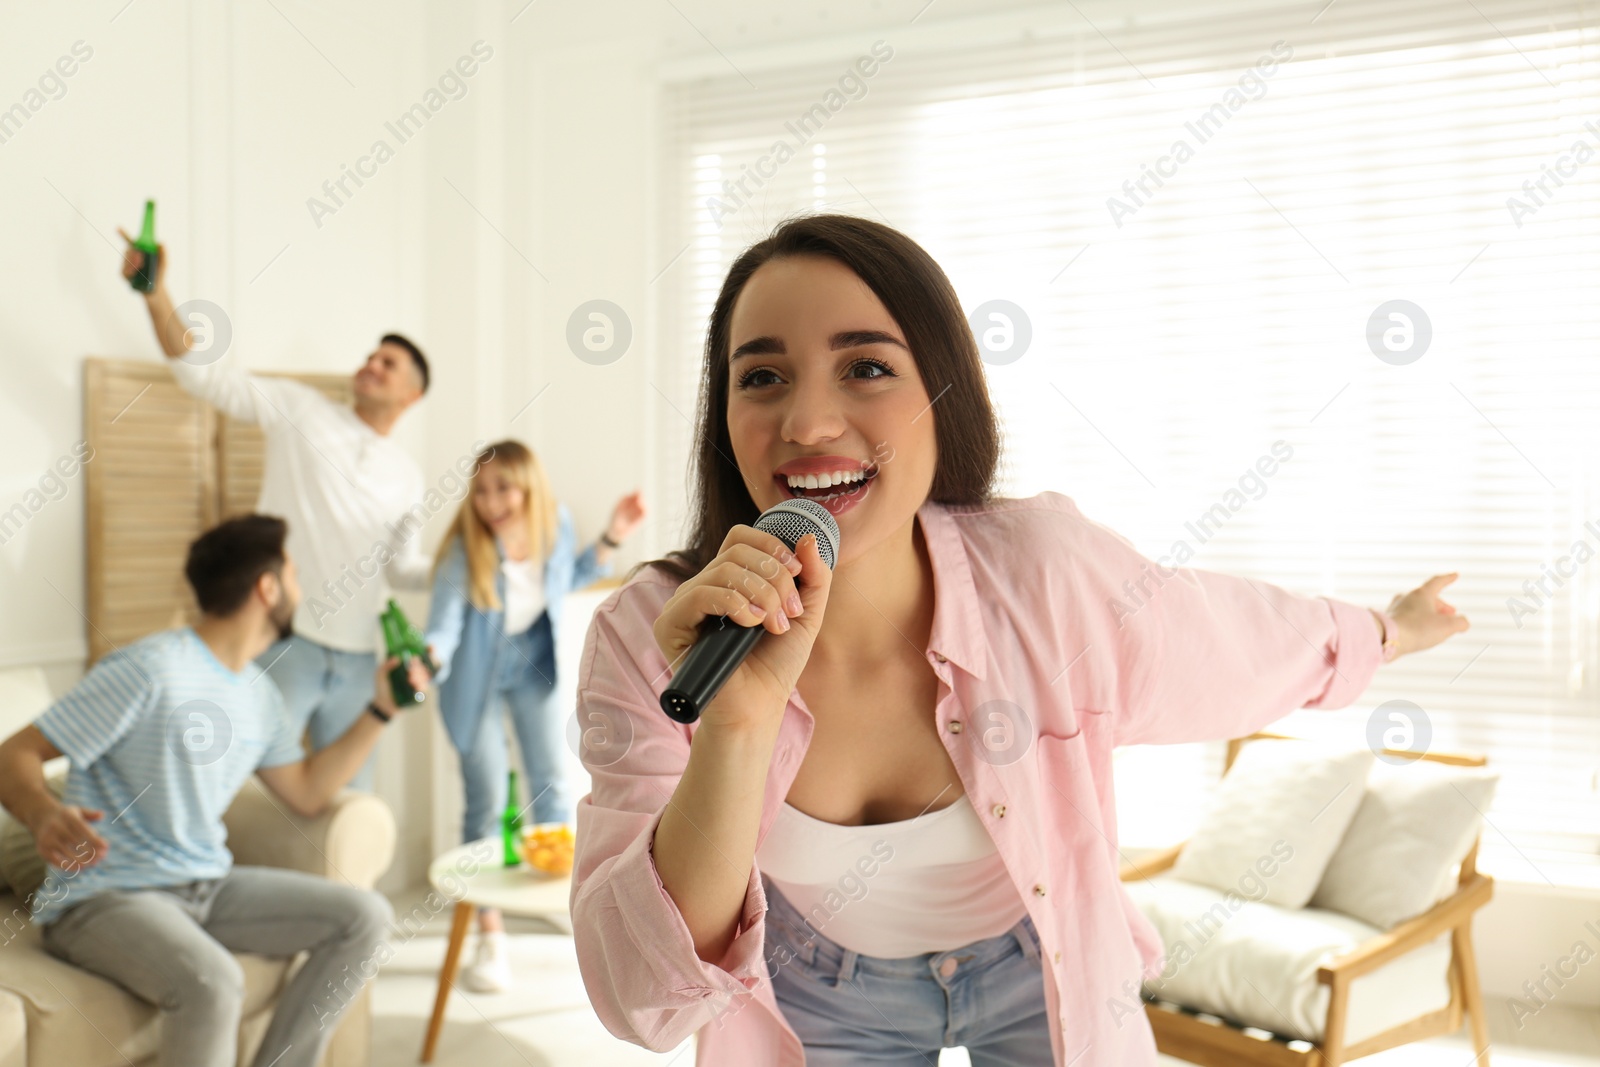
[659,498,841,724]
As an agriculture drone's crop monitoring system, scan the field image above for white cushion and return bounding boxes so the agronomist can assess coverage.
[1171,741,1372,908]
[1127,875,1453,1044]
[1310,760,1498,929]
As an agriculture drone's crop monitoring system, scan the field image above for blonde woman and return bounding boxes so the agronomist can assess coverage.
[426,440,645,991]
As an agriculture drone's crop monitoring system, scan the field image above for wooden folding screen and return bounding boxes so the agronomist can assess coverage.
[83,357,351,663]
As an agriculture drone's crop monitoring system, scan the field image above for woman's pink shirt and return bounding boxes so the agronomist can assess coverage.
[569,492,1383,1066]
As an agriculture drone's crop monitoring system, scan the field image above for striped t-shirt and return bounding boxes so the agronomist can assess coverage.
[30,627,304,925]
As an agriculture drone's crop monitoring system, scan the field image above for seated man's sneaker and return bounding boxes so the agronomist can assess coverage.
[461,931,513,993]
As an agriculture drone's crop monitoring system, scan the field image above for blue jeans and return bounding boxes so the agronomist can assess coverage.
[762,877,1052,1066]
[258,636,379,791]
[459,615,571,843]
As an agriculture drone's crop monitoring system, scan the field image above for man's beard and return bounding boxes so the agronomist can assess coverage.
[269,598,296,643]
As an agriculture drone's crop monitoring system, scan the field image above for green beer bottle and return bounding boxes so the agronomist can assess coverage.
[379,599,436,707]
[501,770,522,866]
[129,200,159,293]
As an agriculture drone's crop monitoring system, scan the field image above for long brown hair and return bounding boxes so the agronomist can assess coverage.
[435,440,560,610]
[641,214,1001,584]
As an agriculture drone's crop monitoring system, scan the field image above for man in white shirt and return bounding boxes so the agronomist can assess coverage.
[122,233,429,789]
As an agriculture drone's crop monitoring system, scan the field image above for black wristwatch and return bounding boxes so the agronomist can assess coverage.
[367,701,392,724]
[599,532,622,549]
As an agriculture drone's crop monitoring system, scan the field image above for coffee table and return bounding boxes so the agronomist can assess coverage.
[419,837,573,1063]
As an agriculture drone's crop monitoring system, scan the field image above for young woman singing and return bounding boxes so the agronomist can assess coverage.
[569,215,1467,1065]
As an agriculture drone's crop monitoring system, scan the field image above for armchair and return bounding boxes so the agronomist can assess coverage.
[1119,732,1494,1067]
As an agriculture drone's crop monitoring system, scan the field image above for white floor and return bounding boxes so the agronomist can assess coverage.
[378,884,1600,1067]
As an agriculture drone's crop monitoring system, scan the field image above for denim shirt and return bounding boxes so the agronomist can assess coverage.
[425,504,611,753]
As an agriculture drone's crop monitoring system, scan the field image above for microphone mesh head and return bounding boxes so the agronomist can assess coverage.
[754,498,841,569]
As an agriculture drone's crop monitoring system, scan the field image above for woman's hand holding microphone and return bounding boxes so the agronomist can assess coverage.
[650,519,835,964]
[653,524,833,736]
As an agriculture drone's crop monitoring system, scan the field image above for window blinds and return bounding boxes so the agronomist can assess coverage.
[658,0,1600,874]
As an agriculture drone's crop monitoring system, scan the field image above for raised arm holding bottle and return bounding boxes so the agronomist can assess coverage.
[118,212,435,790]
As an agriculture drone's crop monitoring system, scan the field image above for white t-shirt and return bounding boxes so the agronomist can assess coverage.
[168,358,427,653]
[501,556,546,635]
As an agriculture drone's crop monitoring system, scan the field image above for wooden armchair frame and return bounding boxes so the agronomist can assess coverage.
[1117,732,1494,1067]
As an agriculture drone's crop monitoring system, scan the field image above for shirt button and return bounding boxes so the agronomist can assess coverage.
[1053,951,1061,964]
[947,720,963,734]
[1033,884,1047,897]
[991,804,1007,818]
[932,652,948,663]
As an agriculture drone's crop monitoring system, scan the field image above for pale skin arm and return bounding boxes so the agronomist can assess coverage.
[256,655,428,818]
[1374,572,1470,658]
[653,711,786,965]
[0,726,108,870]
[648,532,823,967]
[118,230,192,359]
[592,490,647,568]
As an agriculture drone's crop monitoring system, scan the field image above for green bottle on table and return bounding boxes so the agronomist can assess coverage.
[379,598,436,707]
[129,200,159,293]
[501,770,522,867]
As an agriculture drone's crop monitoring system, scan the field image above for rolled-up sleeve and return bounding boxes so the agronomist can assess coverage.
[569,578,770,1051]
[1049,495,1384,747]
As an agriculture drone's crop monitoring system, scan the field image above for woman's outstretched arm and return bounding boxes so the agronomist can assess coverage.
[1032,493,1468,747]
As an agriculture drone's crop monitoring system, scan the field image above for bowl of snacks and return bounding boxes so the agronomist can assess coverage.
[518,823,575,877]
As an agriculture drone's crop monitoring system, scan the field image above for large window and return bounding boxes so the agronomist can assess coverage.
[657,0,1600,877]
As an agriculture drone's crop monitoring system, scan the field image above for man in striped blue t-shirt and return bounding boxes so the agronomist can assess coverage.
[0,514,429,1067]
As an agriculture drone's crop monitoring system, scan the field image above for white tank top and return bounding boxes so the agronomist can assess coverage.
[756,794,1027,958]
[501,557,545,635]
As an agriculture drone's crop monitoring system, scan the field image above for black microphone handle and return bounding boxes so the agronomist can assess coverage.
[659,613,769,724]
